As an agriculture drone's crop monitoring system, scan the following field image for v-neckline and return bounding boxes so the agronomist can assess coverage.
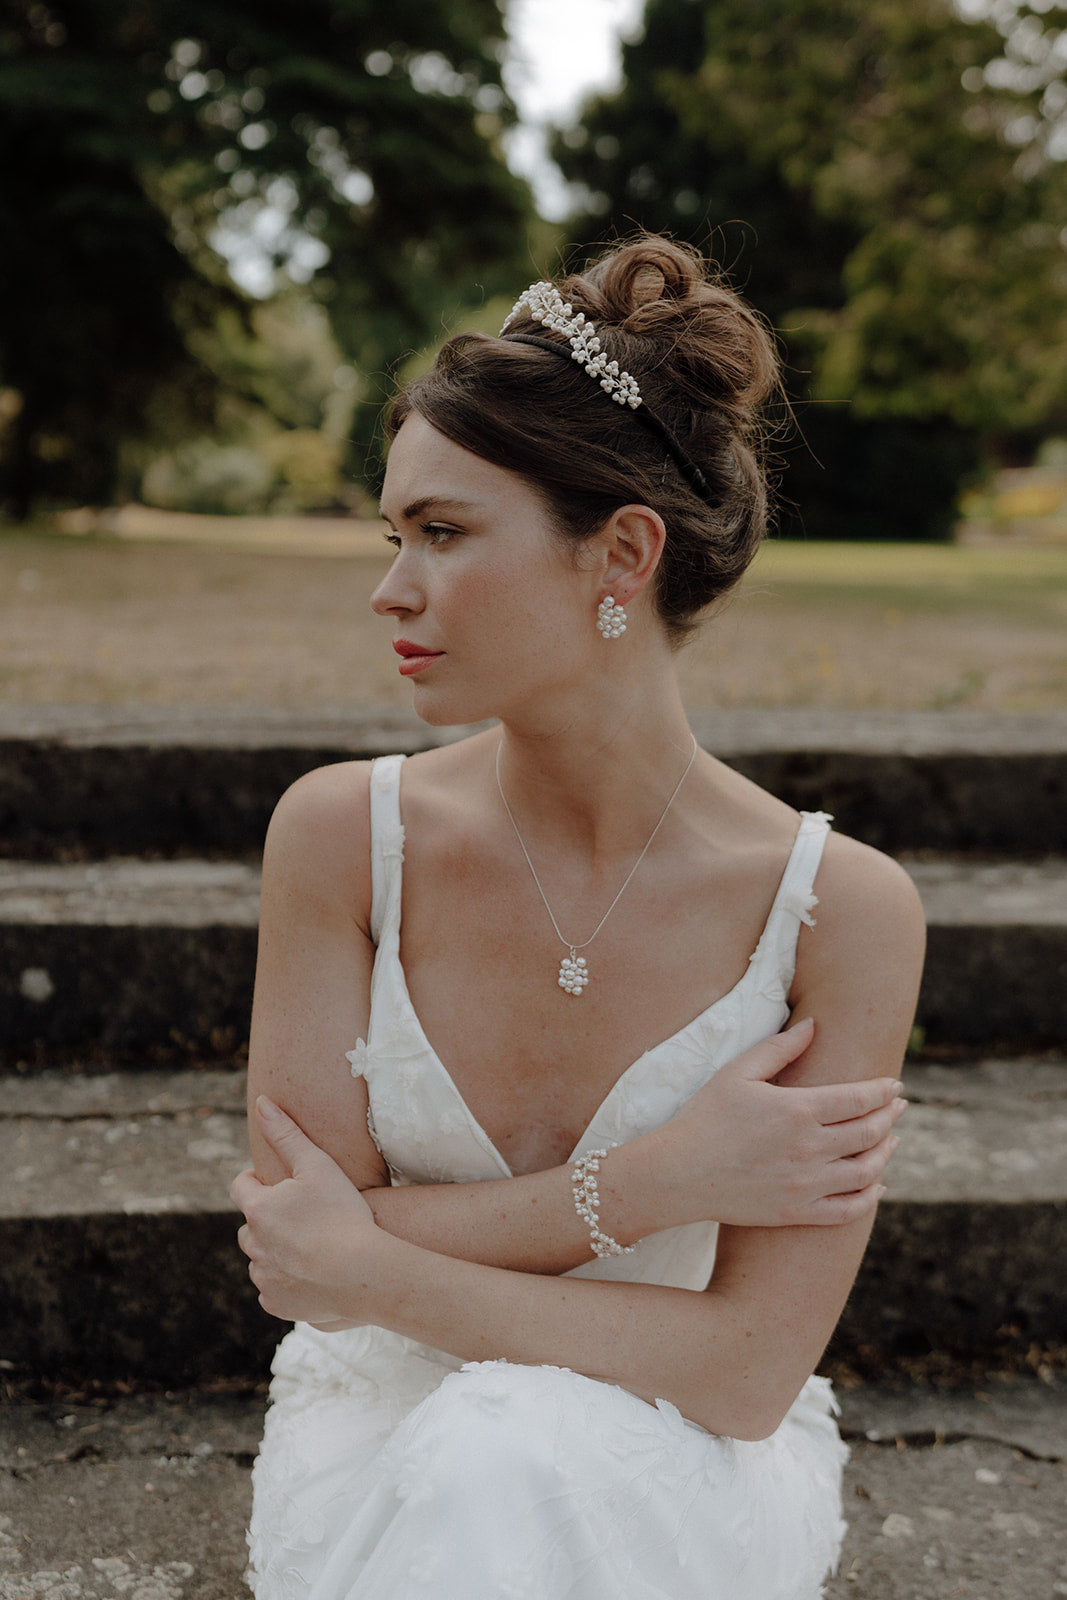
[392,954,765,1179]
[382,793,814,1180]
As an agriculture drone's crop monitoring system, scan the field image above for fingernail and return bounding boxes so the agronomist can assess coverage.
[256,1095,284,1122]
[876,1185,887,1200]
[891,1080,904,1095]
[794,1016,815,1030]
[889,1135,900,1152]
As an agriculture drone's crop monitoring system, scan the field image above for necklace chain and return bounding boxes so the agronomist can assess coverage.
[495,736,699,995]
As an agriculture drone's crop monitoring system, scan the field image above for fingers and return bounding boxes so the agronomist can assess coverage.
[737,1016,815,1081]
[255,1096,314,1174]
[806,1074,905,1125]
[825,1096,908,1158]
[803,1182,888,1226]
[827,1131,901,1192]
[230,1167,261,1212]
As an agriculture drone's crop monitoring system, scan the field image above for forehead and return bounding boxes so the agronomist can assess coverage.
[381,412,539,518]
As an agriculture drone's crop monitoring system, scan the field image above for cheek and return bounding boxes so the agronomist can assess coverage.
[433,535,589,660]
[440,555,552,628]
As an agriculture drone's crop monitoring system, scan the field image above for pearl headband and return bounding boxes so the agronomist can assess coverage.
[501,281,642,408]
[500,280,718,506]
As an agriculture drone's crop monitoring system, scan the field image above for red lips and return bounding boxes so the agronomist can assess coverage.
[393,639,441,658]
[393,639,444,675]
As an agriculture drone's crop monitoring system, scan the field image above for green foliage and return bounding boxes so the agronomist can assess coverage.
[555,0,1067,539]
[0,0,532,514]
[141,438,275,514]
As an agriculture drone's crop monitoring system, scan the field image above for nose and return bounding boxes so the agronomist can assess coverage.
[371,547,424,618]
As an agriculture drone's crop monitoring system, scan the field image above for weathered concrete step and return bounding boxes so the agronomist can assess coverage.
[0,1390,261,1600]
[0,1069,263,1383]
[913,858,1067,1048]
[0,1062,1064,1382]
[0,862,260,1064]
[2,706,1065,857]
[1,856,1064,1060]
[0,1383,1063,1600]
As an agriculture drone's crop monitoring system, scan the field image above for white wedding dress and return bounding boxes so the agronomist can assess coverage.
[246,755,848,1600]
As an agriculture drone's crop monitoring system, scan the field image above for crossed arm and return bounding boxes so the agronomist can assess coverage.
[231,767,925,1439]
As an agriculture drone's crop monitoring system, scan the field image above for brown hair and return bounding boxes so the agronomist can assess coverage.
[387,235,781,642]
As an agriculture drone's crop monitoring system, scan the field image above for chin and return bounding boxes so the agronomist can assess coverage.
[409,686,497,729]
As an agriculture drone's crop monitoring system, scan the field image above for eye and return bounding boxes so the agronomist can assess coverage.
[423,523,459,546]
[383,531,401,550]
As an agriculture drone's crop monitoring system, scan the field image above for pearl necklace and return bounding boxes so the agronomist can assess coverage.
[495,737,699,997]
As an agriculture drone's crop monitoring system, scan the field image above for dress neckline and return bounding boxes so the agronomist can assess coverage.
[373,757,828,1179]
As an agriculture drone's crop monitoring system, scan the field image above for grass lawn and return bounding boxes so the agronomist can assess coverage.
[1,519,1065,713]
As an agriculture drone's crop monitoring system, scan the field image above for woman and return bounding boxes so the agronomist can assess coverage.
[231,236,925,1600]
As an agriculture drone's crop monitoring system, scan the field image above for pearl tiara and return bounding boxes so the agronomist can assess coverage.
[501,282,642,409]
[499,280,718,506]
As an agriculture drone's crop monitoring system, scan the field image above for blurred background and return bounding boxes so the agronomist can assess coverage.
[1,0,1065,708]
[2,13,1066,1590]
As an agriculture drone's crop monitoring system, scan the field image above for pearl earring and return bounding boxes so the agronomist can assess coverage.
[596,596,627,638]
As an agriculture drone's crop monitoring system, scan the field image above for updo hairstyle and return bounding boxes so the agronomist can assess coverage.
[387,236,781,642]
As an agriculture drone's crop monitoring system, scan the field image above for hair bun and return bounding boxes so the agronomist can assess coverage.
[560,235,778,422]
[390,232,781,641]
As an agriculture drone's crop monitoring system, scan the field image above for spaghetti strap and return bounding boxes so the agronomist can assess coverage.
[746,810,833,1000]
[367,754,406,948]
[248,794,848,1600]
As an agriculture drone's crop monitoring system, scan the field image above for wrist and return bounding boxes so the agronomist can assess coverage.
[613,1124,706,1237]
[589,1133,672,1247]
[331,1215,403,1324]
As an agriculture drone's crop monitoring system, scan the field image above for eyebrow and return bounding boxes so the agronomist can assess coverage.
[379,495,487,524]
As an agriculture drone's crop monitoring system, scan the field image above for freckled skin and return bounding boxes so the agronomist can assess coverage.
[234,405,925,1442]
[373,414,606,731]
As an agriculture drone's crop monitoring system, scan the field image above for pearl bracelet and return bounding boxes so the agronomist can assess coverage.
[571,1147,636,1259]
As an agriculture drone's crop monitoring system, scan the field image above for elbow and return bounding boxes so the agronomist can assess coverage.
[685,1406,785,1442]
[686,1382,799,1443]
[726,1409,788,1443]
[704,1404,787,1443]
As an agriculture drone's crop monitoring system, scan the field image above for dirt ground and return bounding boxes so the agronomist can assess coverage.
[2,519,1065,712]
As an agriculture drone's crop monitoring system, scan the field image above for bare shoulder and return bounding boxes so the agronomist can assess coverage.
[812,831,926,958]
[263,760,375,933]
[787,828,926,1078]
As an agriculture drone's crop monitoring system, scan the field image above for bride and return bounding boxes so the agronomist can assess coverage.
[230,235,924,1599]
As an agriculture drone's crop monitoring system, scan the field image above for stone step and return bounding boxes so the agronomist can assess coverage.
[1,855,1064,1062]
[0,1061,1064,1384]
[0,861,260,1065]
[2,706,1065,858]
[0,1383,1063,1600]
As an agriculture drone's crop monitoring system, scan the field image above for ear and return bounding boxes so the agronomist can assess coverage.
[596,504,666,608]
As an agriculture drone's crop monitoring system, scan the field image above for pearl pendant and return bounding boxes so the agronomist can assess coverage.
[558,952,589,996]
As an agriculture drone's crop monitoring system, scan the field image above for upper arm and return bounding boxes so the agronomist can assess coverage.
[247,761,388,1191]
[707,836,926,1434]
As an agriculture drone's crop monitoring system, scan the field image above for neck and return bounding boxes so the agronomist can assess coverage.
[494,679,698,859]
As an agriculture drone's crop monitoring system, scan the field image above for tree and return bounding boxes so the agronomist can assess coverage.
[553,0,1067,538]
[0,0,532,516]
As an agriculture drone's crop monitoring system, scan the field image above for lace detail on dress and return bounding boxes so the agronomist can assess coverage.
[346,1039,370,1078]
[246,765,845,1600]
[784,887,819,928]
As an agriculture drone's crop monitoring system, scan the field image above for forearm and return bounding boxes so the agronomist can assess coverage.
[359,1023,905,1270]
[346,1229,771,1437]
[362,1134,671,1273]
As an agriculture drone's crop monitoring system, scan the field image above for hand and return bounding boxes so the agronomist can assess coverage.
[645,1018,906,1229]
[230,1097,382,1325]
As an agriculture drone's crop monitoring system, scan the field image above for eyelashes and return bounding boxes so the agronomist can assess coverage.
[383,524,461,550]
